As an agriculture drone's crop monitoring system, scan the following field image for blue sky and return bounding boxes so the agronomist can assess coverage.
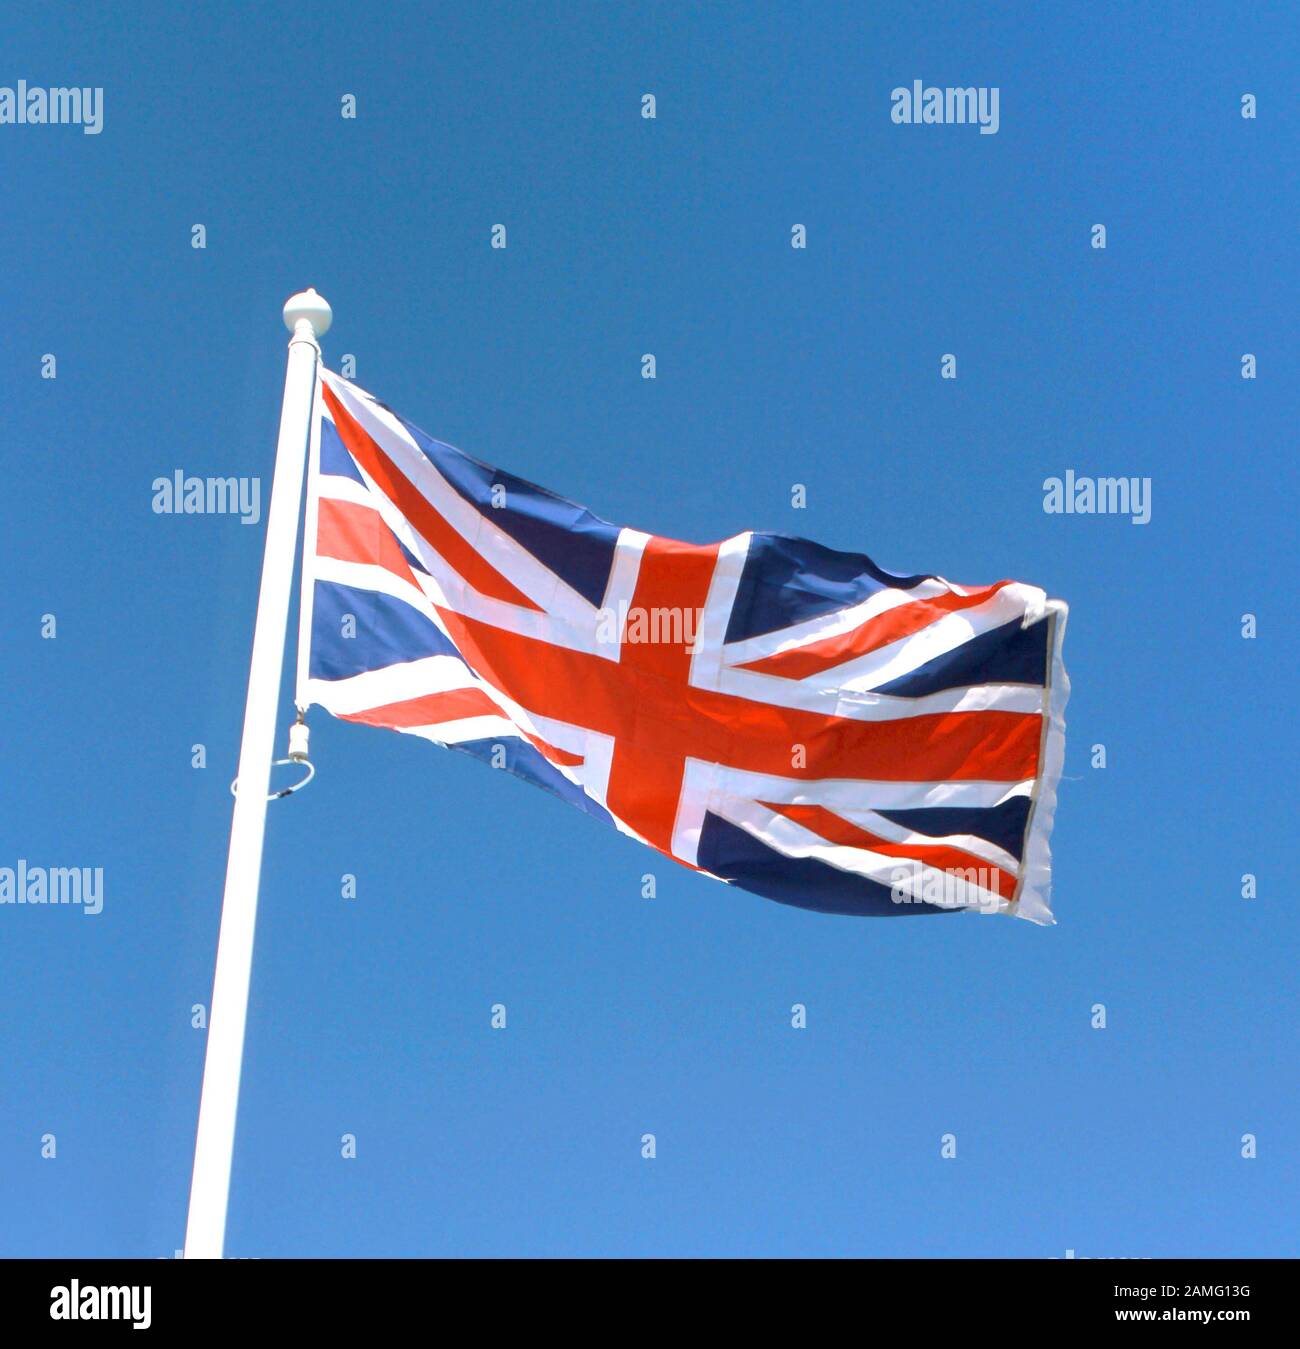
[2,2,1296,1257]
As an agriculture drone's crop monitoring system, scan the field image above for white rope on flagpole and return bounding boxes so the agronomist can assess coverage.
[183,289,331,1259]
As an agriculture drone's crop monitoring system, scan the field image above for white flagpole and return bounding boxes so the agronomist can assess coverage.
[184,289,332,1259]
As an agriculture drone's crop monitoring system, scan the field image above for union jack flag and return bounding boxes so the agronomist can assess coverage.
[297,370,1070,923]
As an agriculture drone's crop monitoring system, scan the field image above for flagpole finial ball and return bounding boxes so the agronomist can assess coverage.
[282,288,332,337]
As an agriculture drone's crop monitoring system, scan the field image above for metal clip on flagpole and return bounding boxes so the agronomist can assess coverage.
[184,289,330,1259]
[229,709,316,800]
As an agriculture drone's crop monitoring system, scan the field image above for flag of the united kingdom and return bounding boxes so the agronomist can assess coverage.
[298,370,1070,923]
